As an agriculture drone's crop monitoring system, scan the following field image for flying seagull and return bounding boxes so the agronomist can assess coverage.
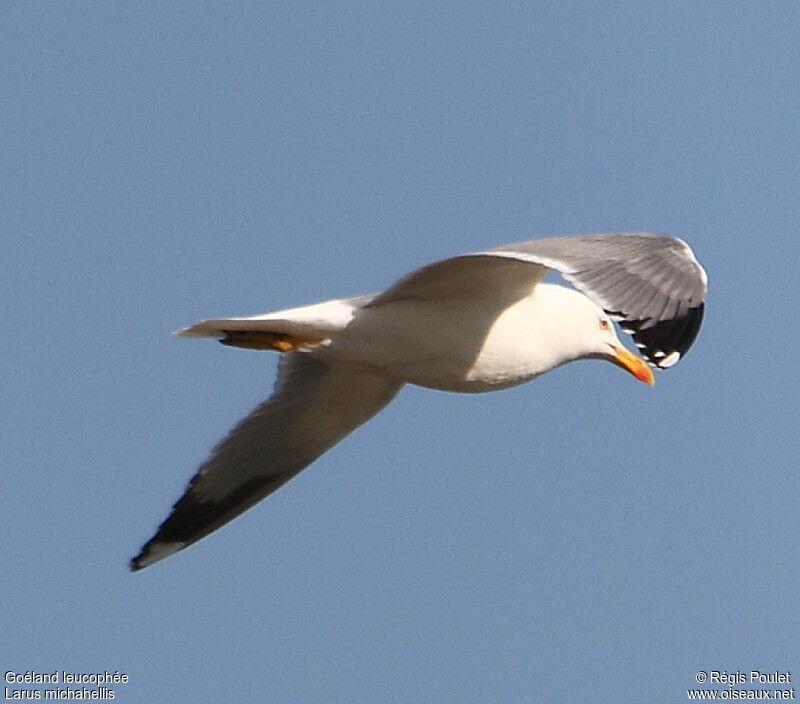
[131,232,707,571]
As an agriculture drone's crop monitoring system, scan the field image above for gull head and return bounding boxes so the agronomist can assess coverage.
[536,284,655,385]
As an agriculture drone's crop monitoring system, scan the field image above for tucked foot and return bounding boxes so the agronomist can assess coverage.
[220,330,321,351]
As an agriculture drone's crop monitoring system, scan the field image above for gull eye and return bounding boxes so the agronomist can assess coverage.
[599,319,610,331]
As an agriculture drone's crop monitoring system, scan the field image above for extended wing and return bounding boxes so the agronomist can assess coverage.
[370,233,707,368]
[131,353,400,570]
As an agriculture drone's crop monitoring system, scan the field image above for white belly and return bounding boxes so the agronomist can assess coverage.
[327,295,557,393]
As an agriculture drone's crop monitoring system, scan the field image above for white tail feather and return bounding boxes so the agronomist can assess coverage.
[173,295,372,339]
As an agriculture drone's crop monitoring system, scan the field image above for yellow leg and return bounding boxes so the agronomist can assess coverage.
[220,330,322,351]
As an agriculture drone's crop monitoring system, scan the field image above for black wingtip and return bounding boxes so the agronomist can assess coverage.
[128,541,160,572]
[627,302,705,368]
[128,471,296,573]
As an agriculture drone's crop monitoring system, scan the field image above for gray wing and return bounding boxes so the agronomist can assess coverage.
[131,353,401,570]
[482,233,707,367]
[371,232,707,369]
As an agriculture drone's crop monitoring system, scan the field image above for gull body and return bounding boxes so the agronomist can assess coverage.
[325,283,636,392]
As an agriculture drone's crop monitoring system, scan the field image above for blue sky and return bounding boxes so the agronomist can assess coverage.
[3,2,799,702]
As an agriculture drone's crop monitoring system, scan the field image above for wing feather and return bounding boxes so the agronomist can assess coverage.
[131,353,401,570]
[483,233,707,367]
[372,232,706,368]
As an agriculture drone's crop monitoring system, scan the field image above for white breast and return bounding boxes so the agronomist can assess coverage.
[327,284,581,393]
